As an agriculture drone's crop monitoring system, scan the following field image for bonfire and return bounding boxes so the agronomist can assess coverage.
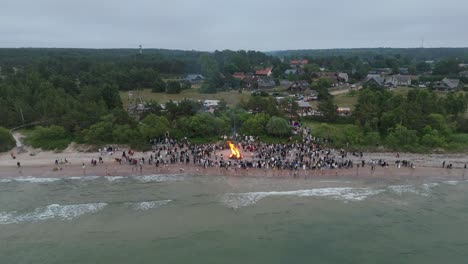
[227,141,242,159]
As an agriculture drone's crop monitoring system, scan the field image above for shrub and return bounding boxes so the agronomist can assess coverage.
[25,126,71,150]
[0,127,15,152]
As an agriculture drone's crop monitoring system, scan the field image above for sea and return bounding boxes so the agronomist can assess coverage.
[1,174,468,264]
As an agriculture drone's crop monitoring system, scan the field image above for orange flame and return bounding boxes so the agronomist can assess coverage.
[228,141,241,159]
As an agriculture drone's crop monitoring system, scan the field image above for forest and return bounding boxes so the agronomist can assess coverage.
[1,48,468,152]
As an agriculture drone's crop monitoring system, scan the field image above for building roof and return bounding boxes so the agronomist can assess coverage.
[298,101,311,108]
[284,69,297,75]
[365,74,385,86]
[290,60,309,65]
[442,78,461,89]
[257,77,276,87]
[393,74,412,83]
[185,74,205,81]
[338,72,348,80]
[255,67,273,76]
[232,72,246,80]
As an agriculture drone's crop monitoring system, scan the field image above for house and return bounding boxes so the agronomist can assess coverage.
[311,72,339,84]
[184,74,205,84]
[255,67,273,77]
[433,78,464,92]
[337,107,351,116]
[242,75,259,89]
[399,68,409,74]
[308,90,318,100]
[364,74,385,87]
[459,71,468,78]
[203,100,220,108]
[385,75,412,87]
[288,81,311,93]
[232,72,246,80]
[257,77,276,89]
[290,60,308,68]
[368,68,393,76]
[337,72,349,83]
[280,80,293,88]
[284,69,297,75]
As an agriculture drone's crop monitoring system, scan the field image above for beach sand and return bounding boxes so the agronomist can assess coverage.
[1,145,467,184]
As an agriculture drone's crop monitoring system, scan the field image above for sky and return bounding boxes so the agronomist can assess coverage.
[1,0,467,51]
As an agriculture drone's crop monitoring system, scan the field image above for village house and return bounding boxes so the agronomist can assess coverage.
[433,78,464,92]
[203,100,220,108]
[290,60,308,68]
[257,77,276,89]
[184,74,205,84]
[242,75,259,89]
[288,80,311,93]
[232,72,246,80]
[284,69,298,75]
[364,74,385,87]
[280,80,294,89]
[459,71,468,78]
[311,72,338,84]
[255,67,273,77]
[337,72,349,83]
[368,68,393,76]
[385,74,412,87]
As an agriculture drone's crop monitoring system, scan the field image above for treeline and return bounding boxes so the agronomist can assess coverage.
[269,48,468,61]
[313,87,468,152]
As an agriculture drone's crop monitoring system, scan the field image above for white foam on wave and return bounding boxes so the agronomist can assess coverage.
[387,183,440,197]
[105,176,126,182]
[443,181,461,186]
[126,200,172,211]
[66,176,101,181]
[222,187,384,209]
[13,177,62,183]
[387,185,424,196]
[0,179,13,183]
[0,203,108,225]
[135,174,186,183]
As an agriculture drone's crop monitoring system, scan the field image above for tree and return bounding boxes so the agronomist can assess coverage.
[0,127,15,152]
[386,124,419,149]
[152,78,166,93]
[266,117,290,137]
[242,113,270,136]
[318,97,337,122]
[166,81,182,94]
[139,114,170,140]
[26,125,71,150]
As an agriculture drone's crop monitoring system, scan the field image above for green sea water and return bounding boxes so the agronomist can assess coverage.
[0,175,468,264]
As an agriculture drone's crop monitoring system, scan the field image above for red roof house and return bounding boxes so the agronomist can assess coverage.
[255,67,273,76]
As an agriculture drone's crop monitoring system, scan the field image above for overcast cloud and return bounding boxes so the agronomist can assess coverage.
[1,0,467,51]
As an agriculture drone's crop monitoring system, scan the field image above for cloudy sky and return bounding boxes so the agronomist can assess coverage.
[1,0,467,51]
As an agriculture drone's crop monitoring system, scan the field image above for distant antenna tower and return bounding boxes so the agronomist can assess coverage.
[139,44,143,54]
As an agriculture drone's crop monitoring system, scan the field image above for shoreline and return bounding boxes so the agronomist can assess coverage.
[1,146,467,185]
[1,163,466,185]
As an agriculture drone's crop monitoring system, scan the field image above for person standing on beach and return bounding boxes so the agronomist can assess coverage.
[17,162,21,168]
[82,163,86,176]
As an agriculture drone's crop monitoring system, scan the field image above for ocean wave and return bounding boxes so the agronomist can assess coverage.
[222,187,384,209]
[387,183,439,197]
[135,174,186,183]
[105,176,126,182]
[12,177,62,183]
[126,200,172,211]
[442,181,461,186]
[66,176,101,181]
[0,203,108,225]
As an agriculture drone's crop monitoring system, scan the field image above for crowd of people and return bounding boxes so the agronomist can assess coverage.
[88,128,411,176]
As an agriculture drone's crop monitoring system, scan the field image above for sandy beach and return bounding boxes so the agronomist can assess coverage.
[1,144,467,184]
